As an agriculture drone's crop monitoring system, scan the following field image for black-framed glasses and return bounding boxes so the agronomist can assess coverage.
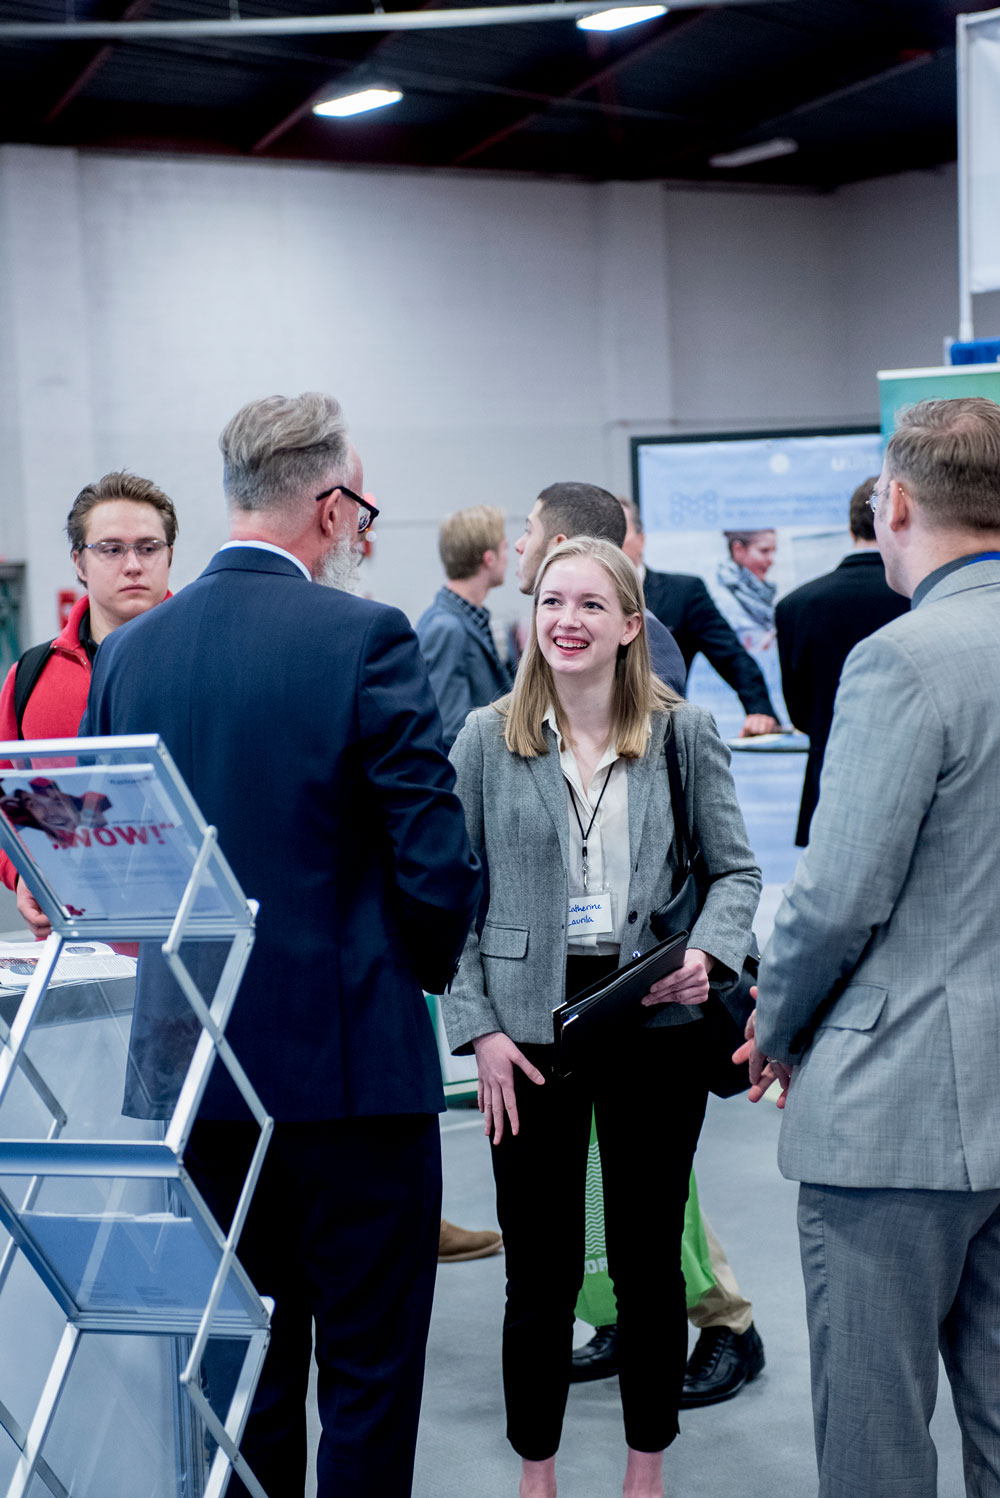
[82,539,171,562]
[315,483,380,534]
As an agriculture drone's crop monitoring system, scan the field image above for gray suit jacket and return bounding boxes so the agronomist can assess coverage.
[442,704,760,1054]
[756,558,1000,1191]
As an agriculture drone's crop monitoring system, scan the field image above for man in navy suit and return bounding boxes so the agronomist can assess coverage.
[81,392,481,1498]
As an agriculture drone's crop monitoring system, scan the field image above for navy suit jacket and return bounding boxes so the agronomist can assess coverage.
[642,568,776,718]
[81,547,481,1121]
[415,587,512,750]
[776,550,909,845]
[643,609,686,694]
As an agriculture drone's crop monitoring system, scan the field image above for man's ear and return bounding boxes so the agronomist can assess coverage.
[550,532,568,550]
[886,479,911,532]
[482,548,496,569]
[318,493,339,536]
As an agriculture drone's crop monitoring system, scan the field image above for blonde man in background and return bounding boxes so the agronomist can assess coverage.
[416,505,513,751]
[417,504,513,1263]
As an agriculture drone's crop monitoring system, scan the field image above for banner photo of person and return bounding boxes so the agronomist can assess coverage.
[0,764,231,921]
[632,427,884,736]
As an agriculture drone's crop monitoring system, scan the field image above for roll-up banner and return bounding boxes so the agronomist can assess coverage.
[958,8,1000,336]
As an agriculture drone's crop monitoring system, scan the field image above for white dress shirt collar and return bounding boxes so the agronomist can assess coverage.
[219,539,311,581]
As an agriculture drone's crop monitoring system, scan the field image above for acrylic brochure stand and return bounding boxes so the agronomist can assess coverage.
[0,734,273,1498]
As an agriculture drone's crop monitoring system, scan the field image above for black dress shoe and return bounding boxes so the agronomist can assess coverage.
[679,1323,765,1408]
[569,1324,619,1382]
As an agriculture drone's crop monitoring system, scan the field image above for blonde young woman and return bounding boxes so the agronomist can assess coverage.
[443,537,760,1498]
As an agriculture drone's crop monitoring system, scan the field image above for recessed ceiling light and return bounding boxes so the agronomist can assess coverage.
[576,5,667,32]
[709,137,799,169]
[313,88,403,118]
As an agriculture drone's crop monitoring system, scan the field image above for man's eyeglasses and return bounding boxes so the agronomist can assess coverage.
[315,483,380,534]
[868,485,887,516]
[82,540,171,562]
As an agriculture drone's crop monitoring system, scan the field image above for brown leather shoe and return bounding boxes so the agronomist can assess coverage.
[438,1218,503,1262]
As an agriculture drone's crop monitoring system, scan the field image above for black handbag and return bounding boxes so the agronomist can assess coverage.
[649,728,758,1098]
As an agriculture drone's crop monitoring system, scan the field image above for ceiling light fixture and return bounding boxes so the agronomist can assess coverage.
[576,4,667,31]
[709,137,798,168]
[313,87,403,117]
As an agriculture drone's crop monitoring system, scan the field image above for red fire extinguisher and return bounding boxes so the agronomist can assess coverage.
[57,588,80,629]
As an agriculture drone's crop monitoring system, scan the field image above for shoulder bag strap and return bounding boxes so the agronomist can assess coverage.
[13,640,55,739]
[663,724,696,872]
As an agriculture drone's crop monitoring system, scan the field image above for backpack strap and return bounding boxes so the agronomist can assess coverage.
[13,640,55,739]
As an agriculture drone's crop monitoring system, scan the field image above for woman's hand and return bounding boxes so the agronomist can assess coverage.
[640,947,714,1008]
[472,1031,545,1146]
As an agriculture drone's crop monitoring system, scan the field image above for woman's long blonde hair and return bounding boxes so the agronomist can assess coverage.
[499,536,680,758]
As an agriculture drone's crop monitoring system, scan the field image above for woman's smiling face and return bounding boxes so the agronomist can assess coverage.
[535,555,641,684]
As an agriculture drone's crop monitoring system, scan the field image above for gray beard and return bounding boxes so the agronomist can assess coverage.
[316,536,361,594]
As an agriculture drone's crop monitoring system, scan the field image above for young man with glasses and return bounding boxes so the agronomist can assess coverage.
[0,471,176,924]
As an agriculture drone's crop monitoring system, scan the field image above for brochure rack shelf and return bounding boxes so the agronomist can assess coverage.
[0,736,273,1498]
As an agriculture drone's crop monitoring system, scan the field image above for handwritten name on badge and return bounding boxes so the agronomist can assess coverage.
[567,891,614,935]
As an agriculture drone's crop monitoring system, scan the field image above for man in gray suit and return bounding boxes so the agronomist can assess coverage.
[748,396,1000,1498]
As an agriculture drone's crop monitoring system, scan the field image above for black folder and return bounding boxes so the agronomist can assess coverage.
[551,929,688,1078]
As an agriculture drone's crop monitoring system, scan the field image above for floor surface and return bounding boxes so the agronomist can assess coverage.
[0,706,973,1494]
[305,747,970,1498]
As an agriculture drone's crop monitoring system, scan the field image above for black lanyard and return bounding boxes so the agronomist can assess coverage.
[567,765,614,893]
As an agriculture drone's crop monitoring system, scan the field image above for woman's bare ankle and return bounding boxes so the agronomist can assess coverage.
[623,1445,663,1498]
[520,1455,557,1498]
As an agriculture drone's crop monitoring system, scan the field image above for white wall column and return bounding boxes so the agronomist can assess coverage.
[0,145,96,644]
[595,181,675,493]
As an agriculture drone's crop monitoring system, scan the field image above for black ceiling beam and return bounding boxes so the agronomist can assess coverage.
[251,0,444,154]
[448,7,709,168]
[653,44,939,177]
[43,0,154,126]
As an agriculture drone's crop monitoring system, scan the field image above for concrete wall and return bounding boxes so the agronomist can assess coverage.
[0,144,992,642]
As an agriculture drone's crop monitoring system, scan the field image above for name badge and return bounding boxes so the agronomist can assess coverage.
[568,891,614,937]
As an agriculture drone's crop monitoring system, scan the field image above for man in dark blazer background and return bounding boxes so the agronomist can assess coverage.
[776,477,909,845]
[81,392,481,1498]
[618,498,780,737]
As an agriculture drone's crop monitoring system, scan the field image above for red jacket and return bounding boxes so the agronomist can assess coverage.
[0,593,171,891]
[0,595,93,889]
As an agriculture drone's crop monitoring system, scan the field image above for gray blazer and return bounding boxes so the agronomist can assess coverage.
[756,558,1000,1191]
[442,703,760,1054]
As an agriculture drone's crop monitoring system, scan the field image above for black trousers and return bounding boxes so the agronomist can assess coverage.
[490,958,709,1461]
[186,1114,442,1498]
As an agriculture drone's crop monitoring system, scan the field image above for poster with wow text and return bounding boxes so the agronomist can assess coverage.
[0,764,229,920]
[635,430,884,736]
